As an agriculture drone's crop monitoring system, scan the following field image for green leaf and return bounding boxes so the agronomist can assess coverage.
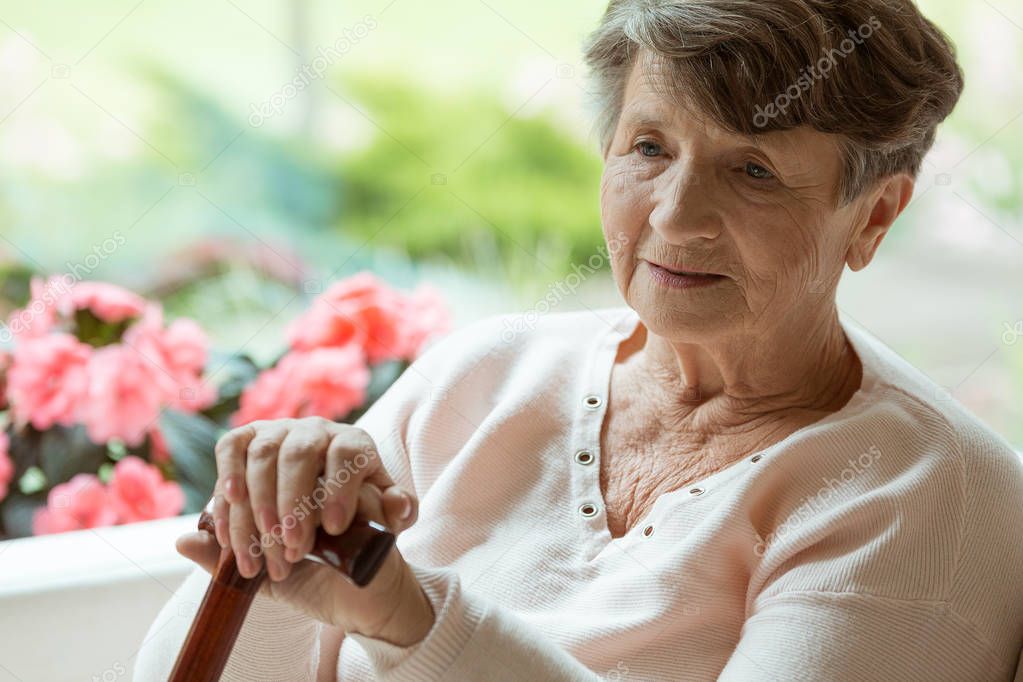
[206,350,262,400]
[200,350,263,427]
[107,439,128,461]
[17,466,46,495]
[37,424,110,485]
[341,359,408,424]
[159,408,222,513]
[1,493,46,538]
[73,308,134,348]
[365,359,408,406]
[97,462,115,483]
[176,480,207,516]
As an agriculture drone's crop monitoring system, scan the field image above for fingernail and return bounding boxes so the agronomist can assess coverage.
[214,518,228,547]
[225,476,243,502]
[267,558,282,581]
[398,493,412,521]
[324,502,343,534]
[284,523,301,547]
[285,546,302,562]
[259,508,277,536]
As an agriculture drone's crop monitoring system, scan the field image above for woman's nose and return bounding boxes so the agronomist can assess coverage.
[648,167,721,242]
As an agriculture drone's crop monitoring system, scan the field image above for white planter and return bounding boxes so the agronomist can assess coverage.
[0,513,200,682]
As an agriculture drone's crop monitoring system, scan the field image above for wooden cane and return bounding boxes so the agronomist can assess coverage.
[168,500,395,682]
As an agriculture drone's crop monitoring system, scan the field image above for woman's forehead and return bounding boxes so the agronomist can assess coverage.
[618,54,842,181]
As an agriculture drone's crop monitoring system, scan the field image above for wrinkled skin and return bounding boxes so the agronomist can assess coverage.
[596,50,915,536]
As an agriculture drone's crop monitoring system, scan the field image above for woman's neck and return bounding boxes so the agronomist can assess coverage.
[621,307,863,434]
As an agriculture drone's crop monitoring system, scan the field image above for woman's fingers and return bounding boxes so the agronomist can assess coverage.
[246,423,286,537]
[276,422,331,559]
[229,494,263,578]
[245,422,290,579]
[214,424,258,504]
[322,426,393,535]
[212,486,230,548]
[275,482,386,584]
[356,482,386,525]
[321,430,356,534]
[176,531,220,575]
[207,418,413,584]
[380,486,418,533]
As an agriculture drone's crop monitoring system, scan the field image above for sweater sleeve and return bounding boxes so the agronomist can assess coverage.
[344,563,604,681]
[717,410,1023,682]
[132,565,321,681]
[132,318,503,681]
[717,590,1010,681]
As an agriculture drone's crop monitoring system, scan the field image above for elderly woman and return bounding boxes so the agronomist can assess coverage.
[135,1,1023,680]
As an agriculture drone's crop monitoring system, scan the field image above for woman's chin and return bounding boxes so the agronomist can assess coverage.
[629,294,735,338]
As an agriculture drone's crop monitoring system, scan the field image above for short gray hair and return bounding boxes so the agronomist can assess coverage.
[582,0,965,205]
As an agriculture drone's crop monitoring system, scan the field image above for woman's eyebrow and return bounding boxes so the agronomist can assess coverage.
[621,111,800,174]
[620,109,673,131]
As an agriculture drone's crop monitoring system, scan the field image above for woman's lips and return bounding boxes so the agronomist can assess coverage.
[645,261,727,290]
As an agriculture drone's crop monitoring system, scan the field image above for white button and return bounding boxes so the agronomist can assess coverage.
[689,486,705,496]
[583,394,602,408]
[578,502,598,517]
[574,449,594,465]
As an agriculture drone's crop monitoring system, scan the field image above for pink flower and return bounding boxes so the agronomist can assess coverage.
[230,359,300,425]
[291,346,371,419]
[397,283,452,359]
[32,473,118,534]
[0,349,11,410]
[5,278,147,343]
[287,272,408,363]
[5,275,71,340]
[160,318,209,371]
[232,346,370,425]
[107,455,184,523]
[122,308,216,412]
[64,282,147,323]
[83,345,164,447]
[286,301,363,350]
[7,334,91,430]
[0,431,12,502]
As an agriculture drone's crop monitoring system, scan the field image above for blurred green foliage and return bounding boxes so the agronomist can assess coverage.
[333,75,605,285]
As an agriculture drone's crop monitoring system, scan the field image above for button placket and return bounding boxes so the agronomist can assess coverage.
[574,449,594,465]
[570,308,646,560]
[573,386,606,553]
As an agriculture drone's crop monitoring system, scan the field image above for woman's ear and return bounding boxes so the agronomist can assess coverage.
[846,173,915,272]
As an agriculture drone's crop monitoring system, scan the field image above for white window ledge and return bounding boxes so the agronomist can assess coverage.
[0,513,201,682]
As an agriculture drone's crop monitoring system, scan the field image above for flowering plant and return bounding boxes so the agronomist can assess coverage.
[0,271,451,539]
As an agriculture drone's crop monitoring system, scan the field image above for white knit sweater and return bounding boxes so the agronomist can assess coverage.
[133,306,1023,681]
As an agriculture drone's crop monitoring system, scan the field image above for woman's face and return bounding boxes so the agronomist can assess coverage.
[600,52,873,342]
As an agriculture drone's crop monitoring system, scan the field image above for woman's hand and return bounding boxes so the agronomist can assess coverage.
[174,417,434,646]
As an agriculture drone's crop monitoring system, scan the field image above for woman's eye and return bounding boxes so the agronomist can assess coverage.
[744,161,774,180]
[635,141,664,158]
